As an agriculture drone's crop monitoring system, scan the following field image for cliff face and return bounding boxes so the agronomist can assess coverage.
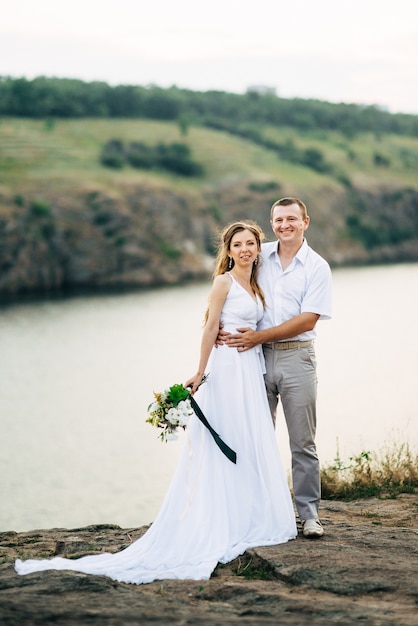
[0,495,417,625]
[0,184,215,296]
[1,181,418,297]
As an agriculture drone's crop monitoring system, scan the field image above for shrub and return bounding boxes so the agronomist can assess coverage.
[321,442,418,500]
[207,202,222,222]
[93,212,112,226]
[14,194,25,207]
[126,142,155,168]
[301,148,331,173]
[373,152,391,167]
[100,139,204,176]
[30,199,51,217]
[155,142,204,176]
[100,139,125,168]
[159,239,182,259]
[248,181,280,193]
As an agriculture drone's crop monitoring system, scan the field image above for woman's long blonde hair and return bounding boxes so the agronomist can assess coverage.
[204,220,266,323]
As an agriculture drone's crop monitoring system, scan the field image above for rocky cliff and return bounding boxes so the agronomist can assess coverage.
[0,183,215,296]
[1,181,418,298]
[0,495,417,625]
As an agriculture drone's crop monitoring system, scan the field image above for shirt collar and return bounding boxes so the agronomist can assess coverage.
[294,239,309,265]
[265,238,309,265]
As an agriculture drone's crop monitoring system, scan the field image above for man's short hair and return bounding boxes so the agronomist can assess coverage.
[270,197,307,220]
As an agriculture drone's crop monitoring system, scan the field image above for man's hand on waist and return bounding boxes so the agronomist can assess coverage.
[224,328,262,351]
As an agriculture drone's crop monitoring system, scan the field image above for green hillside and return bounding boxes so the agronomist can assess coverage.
[2,117,418,189]
[1,116,418,297]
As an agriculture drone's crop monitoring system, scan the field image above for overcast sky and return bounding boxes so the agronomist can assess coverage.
[1,0,418,114]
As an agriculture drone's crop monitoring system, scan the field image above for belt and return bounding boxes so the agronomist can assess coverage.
[263,340,313,350]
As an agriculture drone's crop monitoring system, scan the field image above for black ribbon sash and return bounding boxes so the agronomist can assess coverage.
[189,396,237,464]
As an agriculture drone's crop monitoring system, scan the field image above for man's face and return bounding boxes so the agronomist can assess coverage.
[270,203,309,244]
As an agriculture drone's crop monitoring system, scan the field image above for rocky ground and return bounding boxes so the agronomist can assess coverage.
[0,494,417,625]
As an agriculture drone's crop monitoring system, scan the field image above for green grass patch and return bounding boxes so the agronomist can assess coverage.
[231,554,276,580]
[2,118,417,194]
[321,442,418,500]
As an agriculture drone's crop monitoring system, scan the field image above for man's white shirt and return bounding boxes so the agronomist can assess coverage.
[257,239,332,341]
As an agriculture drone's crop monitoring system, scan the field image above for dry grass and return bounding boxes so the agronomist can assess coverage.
[321,442,418,500]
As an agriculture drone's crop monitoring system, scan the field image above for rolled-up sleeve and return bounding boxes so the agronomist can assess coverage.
[301,261,332,320]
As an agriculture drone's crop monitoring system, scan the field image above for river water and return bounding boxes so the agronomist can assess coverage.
[1,263,417,532]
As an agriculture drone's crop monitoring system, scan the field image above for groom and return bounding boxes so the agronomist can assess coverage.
[224,197,332,538]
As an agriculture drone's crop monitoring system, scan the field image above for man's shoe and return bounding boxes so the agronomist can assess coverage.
[301,518,324,538]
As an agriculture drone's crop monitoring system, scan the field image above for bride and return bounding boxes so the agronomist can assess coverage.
[15,220,297,584]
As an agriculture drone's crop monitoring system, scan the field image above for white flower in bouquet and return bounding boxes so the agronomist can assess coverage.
[166,407,180,425]
[146,375,209,443]
[148,401,160,414]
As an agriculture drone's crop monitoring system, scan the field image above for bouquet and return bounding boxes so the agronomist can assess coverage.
[147,375,209,442]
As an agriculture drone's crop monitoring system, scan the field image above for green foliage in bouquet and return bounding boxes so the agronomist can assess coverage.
[166,384,190,406]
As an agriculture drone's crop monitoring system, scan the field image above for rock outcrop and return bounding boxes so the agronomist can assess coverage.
[0,184,215,296]
[1,495,417,625]
[1,181,418,298]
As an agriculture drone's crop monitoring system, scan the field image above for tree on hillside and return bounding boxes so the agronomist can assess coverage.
[1,76,418,137]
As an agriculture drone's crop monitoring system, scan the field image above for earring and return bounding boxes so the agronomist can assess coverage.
[228,258,232,270]
[254,256,258,266]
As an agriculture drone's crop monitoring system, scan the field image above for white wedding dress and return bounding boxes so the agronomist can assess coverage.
[15,274,297,584]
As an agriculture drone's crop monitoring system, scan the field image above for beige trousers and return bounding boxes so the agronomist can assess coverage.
[263,344,320,521]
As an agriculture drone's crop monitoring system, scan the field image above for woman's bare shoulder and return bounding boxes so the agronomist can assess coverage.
[213,273,232,287]
[209,273,232,300]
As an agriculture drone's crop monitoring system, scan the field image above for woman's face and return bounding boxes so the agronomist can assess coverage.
[228,229,258,268]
